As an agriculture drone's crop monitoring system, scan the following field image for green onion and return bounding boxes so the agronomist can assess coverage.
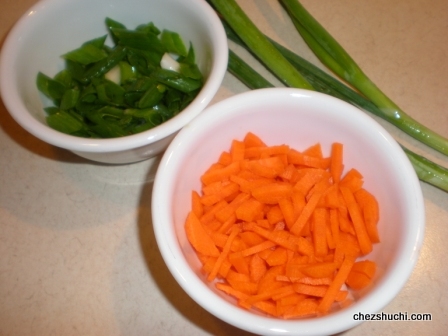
[208,0,313,90]
[227,49,274,90]
[209,3,448,192]
[402,147,448,192]
[280,0,448,157]
[37,18,203,138]
[160,30,188,57]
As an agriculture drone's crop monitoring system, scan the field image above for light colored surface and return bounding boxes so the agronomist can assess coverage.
[152,88,424,336]
[0,0,228,164]
[0,0,447,335]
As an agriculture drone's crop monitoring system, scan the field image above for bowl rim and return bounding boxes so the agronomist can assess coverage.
[0,0,228,153]
[151,88,425,335]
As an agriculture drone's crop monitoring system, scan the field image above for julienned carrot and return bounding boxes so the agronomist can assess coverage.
[184,132,380,319]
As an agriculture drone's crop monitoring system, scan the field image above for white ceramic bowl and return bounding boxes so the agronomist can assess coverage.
[152,88,425,335]
[0,0,227,164]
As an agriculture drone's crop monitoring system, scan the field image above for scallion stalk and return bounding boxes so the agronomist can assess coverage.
[228,49,274,89]
[215,11,448,192]
[208,0,313,90]
[280,0,448,157]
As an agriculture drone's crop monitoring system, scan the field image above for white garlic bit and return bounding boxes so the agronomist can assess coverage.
[160,53,181,72]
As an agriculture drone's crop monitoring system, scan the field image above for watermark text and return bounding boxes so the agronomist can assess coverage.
[353,312,432,321]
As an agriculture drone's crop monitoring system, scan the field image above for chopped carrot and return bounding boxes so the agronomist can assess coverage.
[249,253,268,282]
[312,208,329,257]
[354,188,380,243]
[330,142,344,183]
[252,182,293,204]
[345,270,371,290]
[200,181,240,207]
[284,298,319,319]
[185,211,220,257]
[303,143,324,158]
[235,197,264,222]
[231,239,276,258]
[243,131,266,148]
[218,151,232,166]
[184,132,381,320]
[191,190,204,218]
[265,247,289,266]
[201,161,241,185]
[231,139,245,162]
[317,255,355,313]
[216,282,248,300]
[339,168,364,192]
[301,262,337,278]
[208,225,241,281]
[339,186,372,255]
[351,259,376,278]
[239,231,265,246]
[266,205,284,225]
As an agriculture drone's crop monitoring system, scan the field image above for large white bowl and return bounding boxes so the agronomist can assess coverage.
[0,0,227,164]
[152,88,425,335]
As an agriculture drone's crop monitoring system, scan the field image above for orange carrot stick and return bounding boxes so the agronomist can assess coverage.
[185,211,220,257]
[317,255,356,313]
[208,225,241,281]
[330,142,344,183]
[339,186,372,255]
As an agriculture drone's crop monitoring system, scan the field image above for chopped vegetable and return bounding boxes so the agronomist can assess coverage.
[185,132,379,318]
[36,18,203,138]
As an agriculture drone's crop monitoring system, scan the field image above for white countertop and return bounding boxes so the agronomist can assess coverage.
[1,1,447,335]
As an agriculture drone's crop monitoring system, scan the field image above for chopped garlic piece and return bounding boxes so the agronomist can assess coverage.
[160,53,181,72]
[105,65,121,84]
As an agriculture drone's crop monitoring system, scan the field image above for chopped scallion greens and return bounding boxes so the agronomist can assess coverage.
[37,18,203,138]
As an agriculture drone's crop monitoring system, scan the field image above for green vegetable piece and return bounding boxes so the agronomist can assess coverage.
[178,43,196,65]
[79,84,97,103]
[89,122,128,138]
[62,43,108,65]
[177,44,202,79]
[81,46,128,83]
[125,107,164,131]
[60,89,80,110]
[36,72,66,100]
[64,59,86,82]
[44,106,60,115]
[53,69,73,89]
[85,107,123,126]
[111,28,165,53]
[126,48,163,75]
[137,83,166,108]
[94,79,125,106]
[160,30,188,57]
[46,111,84,134]
[153,68,202,93]
[106,17,127,44]
[136,22,161,35]
[179,63,202,80]
[85,35,108,49]
[119,61,137,83]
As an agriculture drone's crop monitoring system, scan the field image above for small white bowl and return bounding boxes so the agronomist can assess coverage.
[152,88,425,335]
[0,0,227,164]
